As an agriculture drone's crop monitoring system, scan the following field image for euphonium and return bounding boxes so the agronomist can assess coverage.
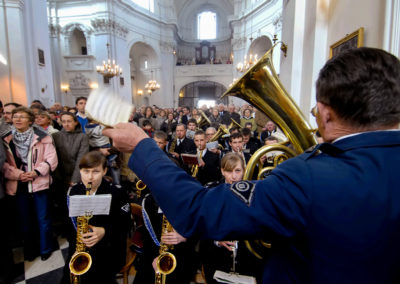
[221,43,317,258]
[136,179,147,198]
[197,110,211,129]
[221,42,317,180]
[155,215,177,284]
[69,183,93,284]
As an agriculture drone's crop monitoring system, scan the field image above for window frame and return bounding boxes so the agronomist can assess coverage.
[197,11,217,40]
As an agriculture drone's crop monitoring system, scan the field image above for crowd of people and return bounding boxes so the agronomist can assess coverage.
[0,97,287,283]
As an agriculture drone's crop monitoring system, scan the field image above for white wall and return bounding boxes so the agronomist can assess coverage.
[0,0,55,107]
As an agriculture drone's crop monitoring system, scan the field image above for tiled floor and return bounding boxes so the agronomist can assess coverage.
[9,236,135,284]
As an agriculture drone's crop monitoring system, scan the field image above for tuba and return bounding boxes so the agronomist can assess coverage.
[197,110,211,129]
[221,43,317,258]
[69,183,93,283]
[155,215,177,284]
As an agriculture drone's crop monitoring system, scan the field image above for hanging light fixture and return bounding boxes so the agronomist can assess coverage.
[96,43,122,78]
[145,70,160,95]
[236,53,258,73]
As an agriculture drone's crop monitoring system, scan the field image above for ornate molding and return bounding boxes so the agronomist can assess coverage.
[91,19,129,39]
[273,13,282,31]
[61,23,93,55]
[160,41,175,53]
[69,73,91,96]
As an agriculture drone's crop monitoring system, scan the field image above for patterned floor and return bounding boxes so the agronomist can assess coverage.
[9,236,135,284]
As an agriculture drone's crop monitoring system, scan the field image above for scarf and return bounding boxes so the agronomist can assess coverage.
[12,127,34,164]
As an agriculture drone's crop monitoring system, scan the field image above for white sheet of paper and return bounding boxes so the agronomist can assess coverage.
[206,141,218,150]
[69,195,112,217]
[213,271,256,284]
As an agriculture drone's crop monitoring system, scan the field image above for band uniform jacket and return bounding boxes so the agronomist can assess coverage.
[196,150,221,185]
[129,130,400,284]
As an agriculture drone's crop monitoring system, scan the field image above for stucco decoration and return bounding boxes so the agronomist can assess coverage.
[91,18,129,39]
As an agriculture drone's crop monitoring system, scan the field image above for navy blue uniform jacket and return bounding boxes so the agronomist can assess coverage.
[129,130,400,283]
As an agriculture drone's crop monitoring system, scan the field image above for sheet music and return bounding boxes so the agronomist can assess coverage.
[213,270,256,284]
[69,195,112,217]
[206,141,218,150]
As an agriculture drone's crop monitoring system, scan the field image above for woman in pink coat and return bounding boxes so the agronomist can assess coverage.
[3,106,58,261]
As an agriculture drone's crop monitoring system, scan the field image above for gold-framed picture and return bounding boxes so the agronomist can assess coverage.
[329,27,364,58]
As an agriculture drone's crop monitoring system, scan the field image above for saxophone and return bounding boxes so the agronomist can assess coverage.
[69,182,93,284]
[168,138,176,154]
[155,215,177,284]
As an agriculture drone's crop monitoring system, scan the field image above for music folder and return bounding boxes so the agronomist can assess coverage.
[181,153,199,165]
[213,271,256,284]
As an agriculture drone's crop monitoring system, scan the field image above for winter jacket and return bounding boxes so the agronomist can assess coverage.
[52,127,89,185]
[3,128,58,195]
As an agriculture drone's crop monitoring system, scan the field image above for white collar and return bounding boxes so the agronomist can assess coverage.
[332,129,400,143]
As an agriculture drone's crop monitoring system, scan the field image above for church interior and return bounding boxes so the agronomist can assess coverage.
[0,0,399,283]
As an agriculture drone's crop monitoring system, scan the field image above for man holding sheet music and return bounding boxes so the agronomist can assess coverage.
[104,48,400,283]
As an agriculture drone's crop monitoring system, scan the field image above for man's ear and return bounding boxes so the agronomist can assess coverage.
[317,102,332,125]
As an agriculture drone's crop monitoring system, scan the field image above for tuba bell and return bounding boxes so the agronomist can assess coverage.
[221,43,317,258]
[222,42,317,179]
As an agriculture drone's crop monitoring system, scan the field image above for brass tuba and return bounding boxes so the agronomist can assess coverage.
[69,183,93,283]
[221,43,317,258]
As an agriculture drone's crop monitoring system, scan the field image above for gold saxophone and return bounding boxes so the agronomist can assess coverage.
[155,215,177,284]
[69,182,93,284]
[168,138,177,154]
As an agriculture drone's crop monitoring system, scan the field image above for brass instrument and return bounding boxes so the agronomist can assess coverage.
[155,215,177,284]
[168,139,176,154]
[135,179,147,198]
[221,43,317,258]
[69,182,93,284]
[197,110,211,129]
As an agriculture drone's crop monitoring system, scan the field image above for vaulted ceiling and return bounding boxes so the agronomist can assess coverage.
[173,0,234,18]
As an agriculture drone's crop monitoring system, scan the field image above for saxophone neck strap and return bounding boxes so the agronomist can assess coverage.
[142,195,161,247]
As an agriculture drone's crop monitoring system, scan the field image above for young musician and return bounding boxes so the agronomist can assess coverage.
[62,151,131,283]
[226,132,251,165]
[200,153,263,284]
[133,135,198,284]
[193,130,221,185]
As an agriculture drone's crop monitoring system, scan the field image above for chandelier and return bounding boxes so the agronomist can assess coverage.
[236,53,258,73]
[96,43,122,78]
[145,70,160,94]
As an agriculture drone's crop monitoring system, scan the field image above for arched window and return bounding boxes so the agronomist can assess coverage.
[131,0,154,12]
[70,28,87,55]
[197,11,216,40]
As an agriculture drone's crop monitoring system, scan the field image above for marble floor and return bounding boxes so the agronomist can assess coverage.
[9,236,135,284]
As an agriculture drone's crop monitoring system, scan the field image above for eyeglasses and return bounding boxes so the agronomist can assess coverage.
[12,116,30,120]
[310,105,318,117]
[3,112,12,115]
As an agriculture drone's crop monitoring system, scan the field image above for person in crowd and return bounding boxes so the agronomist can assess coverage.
[218,104,231,126]
[35,110,59,135]
[1,103,21,136]
[52,112,89,235]
[85,118,120,184]
[75,97,88,133]
[0,139,14,283]
[200,153,263,284]
[240,108,256,132]
[208,108,222,127]
[242,127,262,155]
[104,47,400,283]
[139,106,159,130]
[61,151,130,284]
[186,118,197,139]
[193,130,221,185]
[142,119,154,138]
[226,132,251,165]
[160,112,177,141]
[181,106,191,125]
[3,107,58,261]
[48,110,62,130]
[260,120,278,143]
[168,123,196,162]
[156,109,167,129]
[227,104,241,125]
